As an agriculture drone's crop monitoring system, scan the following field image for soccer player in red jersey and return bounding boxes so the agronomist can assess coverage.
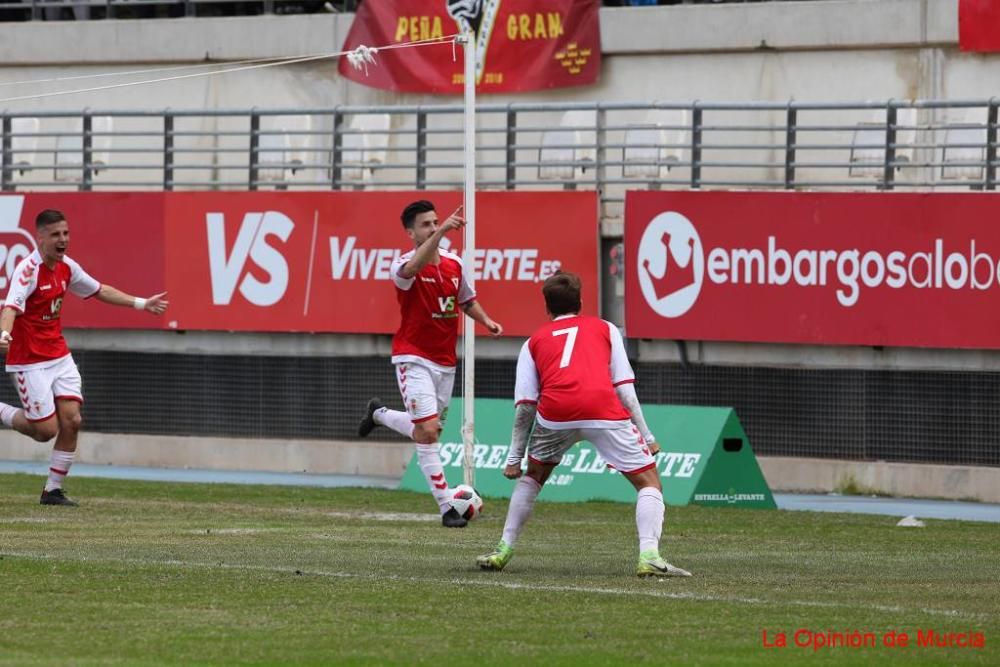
[0,209,168,506]
[358,200,502,527]
[477,272,691,577]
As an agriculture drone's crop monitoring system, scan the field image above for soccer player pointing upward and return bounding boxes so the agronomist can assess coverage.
[359,200,502,527]
[0,209,168,506]
[478,272,691,577]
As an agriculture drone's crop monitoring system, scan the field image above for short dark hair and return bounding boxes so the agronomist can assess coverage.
[35,209,66,229]
[542,271,582,317]
[401,200,435,229]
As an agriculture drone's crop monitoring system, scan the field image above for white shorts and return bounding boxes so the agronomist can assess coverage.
[395,361,455,425]
[8,355,83,423]
[527,421,655,475]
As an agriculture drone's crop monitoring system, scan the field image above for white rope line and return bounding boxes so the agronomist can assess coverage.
[0,34,459,105]
[0,54,332,89]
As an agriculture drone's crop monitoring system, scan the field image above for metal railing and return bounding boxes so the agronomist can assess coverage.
[1,99,998,217]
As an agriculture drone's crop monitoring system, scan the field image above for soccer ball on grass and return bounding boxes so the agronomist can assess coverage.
[449,484,484,521]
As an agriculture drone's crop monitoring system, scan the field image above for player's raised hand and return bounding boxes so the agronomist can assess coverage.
[145,292,169,315]
[439,205,466,234]
[503,463,522,479]
[485,318,503,337]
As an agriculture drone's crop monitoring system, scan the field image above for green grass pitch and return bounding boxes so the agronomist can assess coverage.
[1,473,997,665]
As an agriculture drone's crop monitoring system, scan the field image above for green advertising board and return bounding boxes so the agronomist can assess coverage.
[398,398,775,509]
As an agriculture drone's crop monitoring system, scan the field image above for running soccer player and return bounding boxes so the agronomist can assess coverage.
[358,200,503,528]
[0,209,168,506]
[477,271,691,577]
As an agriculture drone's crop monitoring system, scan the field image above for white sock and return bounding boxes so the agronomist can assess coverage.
[501,476,543,548]
[0,402,19,427]
[375,408,415,439]
[415,443,452,513]
[45,450,75,492]
[636,487,664,555]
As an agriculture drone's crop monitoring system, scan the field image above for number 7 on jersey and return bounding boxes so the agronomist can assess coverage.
[552,326,579,368]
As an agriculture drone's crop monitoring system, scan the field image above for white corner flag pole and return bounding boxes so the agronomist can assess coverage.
[460,29,476,488]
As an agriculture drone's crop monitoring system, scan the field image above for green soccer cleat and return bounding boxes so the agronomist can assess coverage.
[636,550,692,578]
[477,540,514,571]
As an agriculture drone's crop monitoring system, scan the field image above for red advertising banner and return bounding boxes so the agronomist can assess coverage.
[625,191,1000,350]
[0,193,167,330]
[338,0,601,94]
[959,0,1000,52]
[0,191,596,336]
[163,191,597,336]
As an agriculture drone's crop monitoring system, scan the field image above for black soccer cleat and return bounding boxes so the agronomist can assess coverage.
[357,398,384,438]
[441,507,469,528]
[40,488,79,507]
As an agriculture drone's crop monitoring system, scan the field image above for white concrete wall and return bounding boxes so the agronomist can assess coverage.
[0,0,981,112]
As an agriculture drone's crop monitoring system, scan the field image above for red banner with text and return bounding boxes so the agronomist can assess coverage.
[338,0,601,94]
[625,191,1000,350]
[0,191,597,337]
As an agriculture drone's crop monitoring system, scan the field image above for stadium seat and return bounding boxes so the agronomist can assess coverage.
[256,114,316,188]
[941,109,988,182]
[54,116,113,185]
[339,113,391,190]
[8,117,40,181]
[538,109,597,187]
[623,108,688,185]
[848,107,917,178]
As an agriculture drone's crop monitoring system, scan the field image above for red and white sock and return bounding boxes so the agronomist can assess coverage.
[374,407,415,439]
[0,402,19,428]
[501,476,542,548]
[636,487,664,554]
[415,443,452,513]
[45,450,75,492]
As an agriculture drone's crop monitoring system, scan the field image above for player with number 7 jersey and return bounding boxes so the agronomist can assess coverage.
[476,271,691,578]
[522,316,633,428]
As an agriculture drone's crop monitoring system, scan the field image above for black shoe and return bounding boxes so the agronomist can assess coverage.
[40,488,79,507]
[441,507,468,528]
[358,397,384,438]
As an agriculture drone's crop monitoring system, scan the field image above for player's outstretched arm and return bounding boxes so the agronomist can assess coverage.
[616,383,660,456]
[462,301,503,336]
[95,286,169,315]
[504,402,537,478]
[0,306,18,354]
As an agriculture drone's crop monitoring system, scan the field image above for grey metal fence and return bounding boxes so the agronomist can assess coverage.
[2,99,998,217]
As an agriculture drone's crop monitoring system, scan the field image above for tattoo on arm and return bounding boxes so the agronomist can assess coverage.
[507,402,537,464]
